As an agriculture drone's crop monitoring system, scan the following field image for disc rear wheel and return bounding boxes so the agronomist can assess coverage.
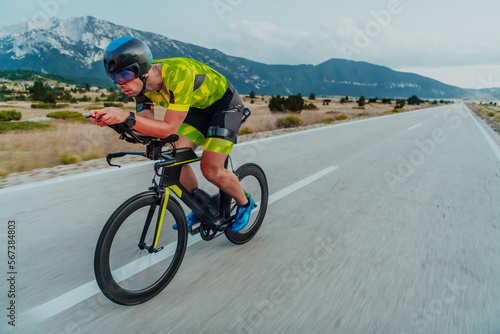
[224,163,268,244]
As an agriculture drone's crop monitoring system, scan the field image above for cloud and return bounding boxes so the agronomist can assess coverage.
[210,11,500,70]
[223,20,323,64]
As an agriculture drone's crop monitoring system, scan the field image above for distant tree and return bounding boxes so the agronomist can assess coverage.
[357,96,366,107]
[15,94,27,101]
[309,92,316,100]
[44,92,56,104]
[340,96,350,103]
[0,85,10,95]
[61,90,72,101]
[249,91,256,99]
[107,91,120,101]
[269,95,284,111]
[395,100,406,108]
[29,81,47,101]
[407,95,423,105]
[381,98,392,104]
[284,94,304,113]
[323,99,331,105]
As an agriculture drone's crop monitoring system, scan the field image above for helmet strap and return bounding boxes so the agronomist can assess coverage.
[137,75,148,97]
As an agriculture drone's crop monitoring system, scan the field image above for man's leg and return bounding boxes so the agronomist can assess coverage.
[177,135,199,192]
[200,150,248,205]
[171,135,200,231]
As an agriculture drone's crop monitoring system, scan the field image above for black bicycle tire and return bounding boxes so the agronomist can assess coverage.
[224,163,268,244]
[94,191,187,305]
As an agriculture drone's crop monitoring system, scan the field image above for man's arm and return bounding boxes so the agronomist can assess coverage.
[90,107,187,139]
[132,108,187,138]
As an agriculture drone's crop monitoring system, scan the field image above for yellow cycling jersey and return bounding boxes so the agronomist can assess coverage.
[140,57,228,112]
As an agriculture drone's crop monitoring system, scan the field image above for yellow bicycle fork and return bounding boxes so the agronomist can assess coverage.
[152,185,183,250]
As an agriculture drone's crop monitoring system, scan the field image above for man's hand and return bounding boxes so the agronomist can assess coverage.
[89,107,129,127]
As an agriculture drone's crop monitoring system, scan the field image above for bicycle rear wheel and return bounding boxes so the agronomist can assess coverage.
[224,163,268,244]
[94,191,187,305]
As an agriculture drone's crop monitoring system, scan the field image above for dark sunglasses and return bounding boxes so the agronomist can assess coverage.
[109,68,137,85]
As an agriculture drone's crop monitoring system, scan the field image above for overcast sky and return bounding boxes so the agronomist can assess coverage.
[1,0,500,89]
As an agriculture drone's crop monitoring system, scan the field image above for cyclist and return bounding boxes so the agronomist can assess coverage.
[89,36,253,232]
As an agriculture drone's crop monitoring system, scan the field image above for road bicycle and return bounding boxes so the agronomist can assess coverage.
[93,109,268,305]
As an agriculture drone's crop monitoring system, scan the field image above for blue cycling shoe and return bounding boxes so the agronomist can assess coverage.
[230,197,255,232]
[173,212,200,230]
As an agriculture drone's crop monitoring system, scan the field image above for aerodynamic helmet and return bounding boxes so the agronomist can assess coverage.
[103,36,153,84]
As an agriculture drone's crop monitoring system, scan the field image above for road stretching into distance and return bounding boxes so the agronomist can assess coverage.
[1,103,499,333]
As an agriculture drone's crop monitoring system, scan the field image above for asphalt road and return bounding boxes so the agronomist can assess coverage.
[1,103,499,333]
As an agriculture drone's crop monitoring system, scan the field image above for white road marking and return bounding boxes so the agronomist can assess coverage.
[22,166,338,324]
[408,123,423,131]
[467,108,500,162]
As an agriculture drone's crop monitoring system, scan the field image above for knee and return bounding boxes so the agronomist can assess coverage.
[200,160,220,183]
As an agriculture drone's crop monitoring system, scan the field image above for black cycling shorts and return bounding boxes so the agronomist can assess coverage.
[177,82,243,154]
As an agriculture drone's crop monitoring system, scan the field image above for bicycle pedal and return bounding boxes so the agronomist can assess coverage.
[190,223,201,235]
[153,247,164,253]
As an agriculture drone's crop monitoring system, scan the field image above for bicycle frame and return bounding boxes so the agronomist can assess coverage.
[107,144,237,252]
[155,147,236,233]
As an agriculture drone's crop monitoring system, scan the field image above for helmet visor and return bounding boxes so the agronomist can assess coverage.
[109,68,137,85]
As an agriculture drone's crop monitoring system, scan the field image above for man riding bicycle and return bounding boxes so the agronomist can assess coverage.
[89,36,253,232]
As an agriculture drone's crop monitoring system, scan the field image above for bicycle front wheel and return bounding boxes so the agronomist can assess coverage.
[94,191,187,305]
[224,163,268,244]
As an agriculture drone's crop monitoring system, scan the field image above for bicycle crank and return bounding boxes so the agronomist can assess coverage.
[200,223,218,241]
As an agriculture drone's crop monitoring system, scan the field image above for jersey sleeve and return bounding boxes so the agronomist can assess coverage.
[162,62,195,112]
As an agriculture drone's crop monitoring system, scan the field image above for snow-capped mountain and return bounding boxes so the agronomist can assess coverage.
[0,16,479,98]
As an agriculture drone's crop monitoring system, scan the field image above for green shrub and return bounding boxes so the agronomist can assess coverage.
[393,108,404,113]
[336,114,348,121]
[395,100,406,108]
[323,117,335,124]
[340,96,350,103]
[276,115,303,128]
[0,121,50,134]
[47,111,85,121]
[487,112,495,117]
[103,102,124,108]
[58,152,81,165]
[269,94,305,113]
[31,103,68,109]
[304,103,319,110]
[239,126,253,135]
[0,110,22,121]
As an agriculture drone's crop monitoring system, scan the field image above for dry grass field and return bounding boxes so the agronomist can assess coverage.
[0,95,443,178]
[466,102,500,133]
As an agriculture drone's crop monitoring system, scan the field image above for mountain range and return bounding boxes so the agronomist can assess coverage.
[0,16,495,99]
